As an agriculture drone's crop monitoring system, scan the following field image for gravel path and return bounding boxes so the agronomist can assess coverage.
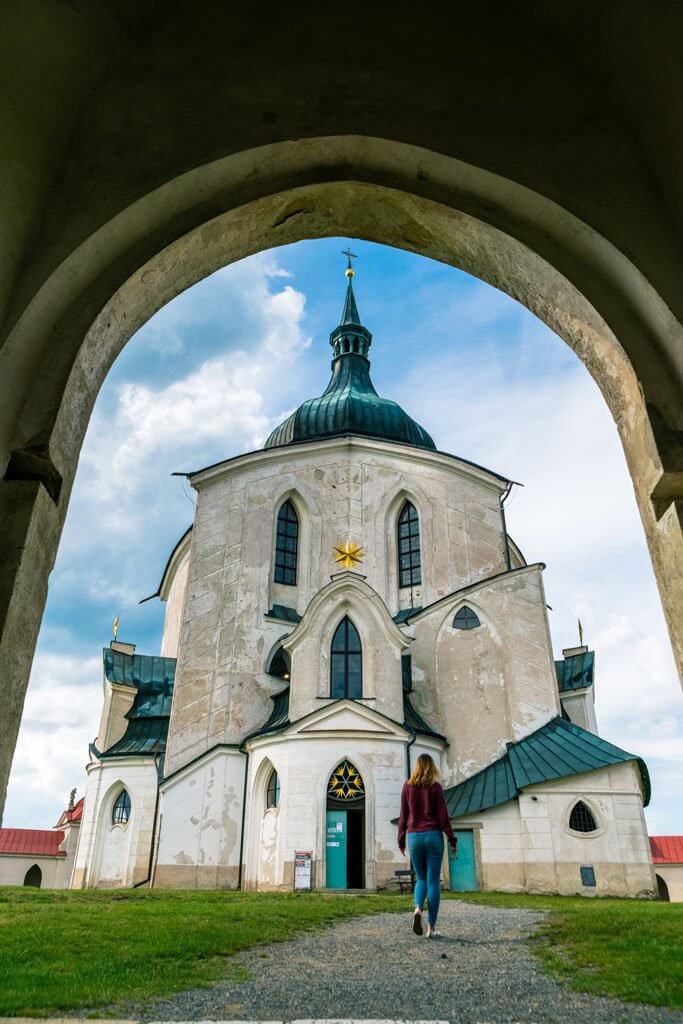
[126,900,681,1023]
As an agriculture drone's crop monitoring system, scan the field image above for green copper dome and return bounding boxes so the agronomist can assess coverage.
[265,264,436,452]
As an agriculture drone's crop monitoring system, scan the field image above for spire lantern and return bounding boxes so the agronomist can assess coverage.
[330,248,372,360]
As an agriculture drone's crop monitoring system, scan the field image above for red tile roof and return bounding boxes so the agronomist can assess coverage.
[650,835,683,864]
[66,797,84,822]
[0,828,66,858]
[55,797,84,828]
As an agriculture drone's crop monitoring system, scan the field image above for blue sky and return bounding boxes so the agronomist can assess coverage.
[6,238,681,834]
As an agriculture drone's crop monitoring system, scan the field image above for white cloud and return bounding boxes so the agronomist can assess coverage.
[4,653,101,827]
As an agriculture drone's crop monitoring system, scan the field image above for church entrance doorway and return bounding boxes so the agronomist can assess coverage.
[325,760,365,890]
[448,829,478,891]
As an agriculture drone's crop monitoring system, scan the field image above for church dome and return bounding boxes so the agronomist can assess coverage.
[265,259,436,452]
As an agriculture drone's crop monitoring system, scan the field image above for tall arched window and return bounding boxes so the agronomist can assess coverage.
[330,616,362,699]
[398,501,421,589]
[274,500,299,585]
[266,769,280,809]
[569,800,598,833]
[112,789,131,826]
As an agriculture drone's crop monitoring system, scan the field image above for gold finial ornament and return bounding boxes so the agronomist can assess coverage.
[342,245,357,277]
[334,540,364,571]
[112,615,120,641]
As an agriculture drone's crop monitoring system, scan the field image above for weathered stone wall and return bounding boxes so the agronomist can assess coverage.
[73,758,158,888]
[155,748,245,889]
[407,564,560,782]
[164,436,508,777]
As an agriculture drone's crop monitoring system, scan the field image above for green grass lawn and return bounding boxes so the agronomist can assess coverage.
[0,887,404,1017]
[2,887,681,1017]
[447,891,683,1011]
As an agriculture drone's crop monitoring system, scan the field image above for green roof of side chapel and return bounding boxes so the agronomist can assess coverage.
[265,267,436,452]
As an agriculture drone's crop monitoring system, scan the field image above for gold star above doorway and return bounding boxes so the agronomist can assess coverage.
[333,540,364,571]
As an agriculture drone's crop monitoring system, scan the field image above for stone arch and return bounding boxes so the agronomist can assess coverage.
[90,780,133,888]
[1,134,681,815]
[245,754,282,890]
[655,874,670,901]
[23,863,42,887]
[318,750,376,891]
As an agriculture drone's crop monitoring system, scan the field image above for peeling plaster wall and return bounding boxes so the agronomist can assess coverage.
[73,759,158,888]
[243,727,413,891]
[409,565,560,783]
[155,748,245,889]
[165,437,508,776]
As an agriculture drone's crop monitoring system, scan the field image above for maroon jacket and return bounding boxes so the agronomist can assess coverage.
[397,781,457,851]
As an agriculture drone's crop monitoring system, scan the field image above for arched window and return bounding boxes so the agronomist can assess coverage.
[266,769,280,809]
[397,501,421,589]
[330,616,362,699]
[23,864,42,888]
[274,500,299,585]
[112,789,131,826]
[569,800,598,833]
[267,645,290,680]
[453,606,480,630]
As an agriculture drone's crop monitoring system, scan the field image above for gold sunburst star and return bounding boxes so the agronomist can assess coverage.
[333,540,364,571]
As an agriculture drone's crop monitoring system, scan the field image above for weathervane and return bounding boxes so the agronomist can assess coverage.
[342,246,357,278]
[578,618,584,647]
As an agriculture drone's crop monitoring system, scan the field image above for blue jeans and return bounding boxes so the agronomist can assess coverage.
[407,830,444,926]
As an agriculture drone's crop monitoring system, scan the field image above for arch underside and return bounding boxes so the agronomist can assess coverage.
[1,13,682,816]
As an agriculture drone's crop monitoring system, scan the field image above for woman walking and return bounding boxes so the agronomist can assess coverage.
[398,753,457,938]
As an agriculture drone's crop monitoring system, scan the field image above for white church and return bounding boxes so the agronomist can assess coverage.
[71,261,655,897]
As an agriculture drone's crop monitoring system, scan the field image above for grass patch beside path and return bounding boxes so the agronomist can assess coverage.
[447,891,683,1011]
[0,886,405,1017]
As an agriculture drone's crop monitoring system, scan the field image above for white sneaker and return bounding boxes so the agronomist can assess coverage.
[426,924,439,938]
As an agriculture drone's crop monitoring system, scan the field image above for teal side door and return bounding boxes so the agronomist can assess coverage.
[448,829,478,891]
[326,810,347,889]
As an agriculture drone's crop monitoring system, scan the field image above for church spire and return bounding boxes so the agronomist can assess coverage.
[330,248,372,360]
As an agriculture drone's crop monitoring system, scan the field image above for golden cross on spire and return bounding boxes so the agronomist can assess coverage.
[342,246,358,278]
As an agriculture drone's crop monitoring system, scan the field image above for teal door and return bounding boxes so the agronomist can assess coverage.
[448,829,478,891]
[326,810,347,888]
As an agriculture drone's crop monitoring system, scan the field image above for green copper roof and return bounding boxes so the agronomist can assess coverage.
[555,650,595,692]
[444,715,650,817]
[265,604,302,623]
[97,648,175,758]
[265,270,436,452]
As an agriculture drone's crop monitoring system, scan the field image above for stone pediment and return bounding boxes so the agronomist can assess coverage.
[292,700,407,738]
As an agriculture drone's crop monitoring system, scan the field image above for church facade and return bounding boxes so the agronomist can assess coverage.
[72,266,655,897]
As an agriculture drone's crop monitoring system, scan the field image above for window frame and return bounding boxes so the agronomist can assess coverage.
[330,616,363,699]
[274,499,299,586]
[397,500,422,590]
[453,605,481,631]
[566,799,602,837]
[266,769,280,810]
[111,789,131,827]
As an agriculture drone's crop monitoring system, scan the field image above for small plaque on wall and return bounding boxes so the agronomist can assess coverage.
[580,865,596,887]
[294,850,312,891]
